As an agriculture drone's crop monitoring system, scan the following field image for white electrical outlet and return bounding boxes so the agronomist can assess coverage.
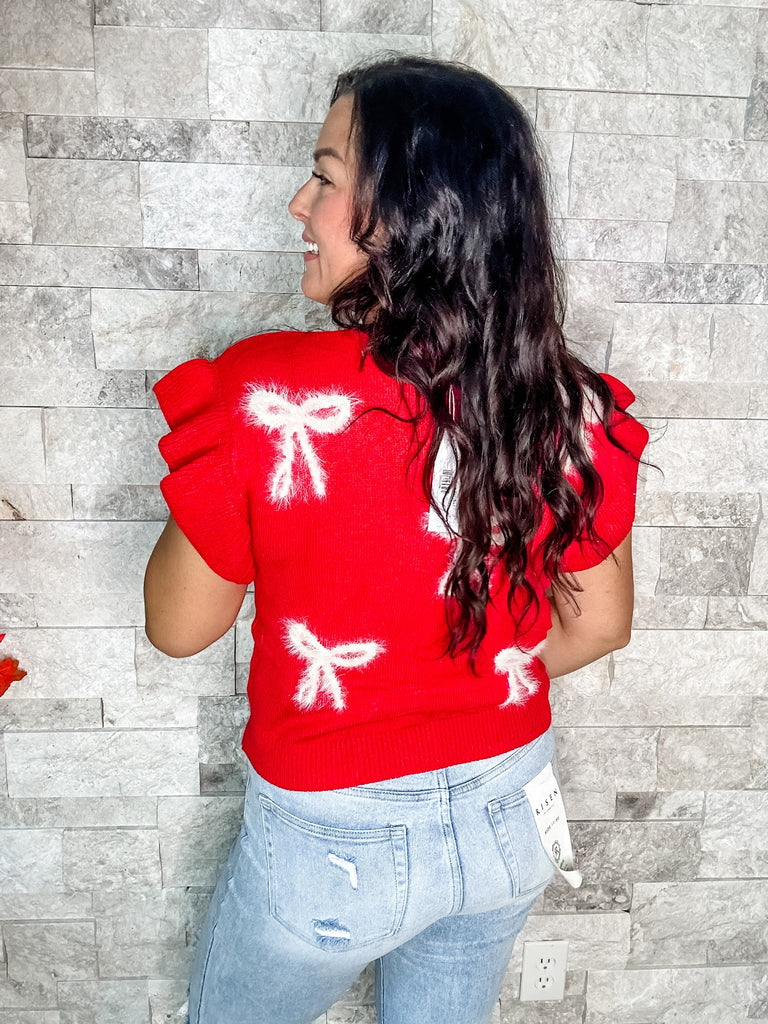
[519,939,568,1001]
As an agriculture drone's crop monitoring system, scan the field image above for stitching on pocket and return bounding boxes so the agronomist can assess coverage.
[488,791,554,898]
[259,795,408,952]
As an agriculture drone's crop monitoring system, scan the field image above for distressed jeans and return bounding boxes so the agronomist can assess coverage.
[188,727,557,1024]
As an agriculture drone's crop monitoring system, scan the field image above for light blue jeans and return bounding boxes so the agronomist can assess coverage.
[188,727,556,1024]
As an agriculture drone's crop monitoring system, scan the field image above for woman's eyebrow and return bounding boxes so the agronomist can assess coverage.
[313,146,344,163]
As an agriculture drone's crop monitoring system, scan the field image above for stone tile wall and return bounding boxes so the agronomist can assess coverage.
[0,1,765,1022]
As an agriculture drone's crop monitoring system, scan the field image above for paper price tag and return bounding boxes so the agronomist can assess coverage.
[427,431,459,536]
[523,762,583,889]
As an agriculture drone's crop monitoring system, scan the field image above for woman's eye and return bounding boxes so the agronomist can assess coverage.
[311,170,331,186]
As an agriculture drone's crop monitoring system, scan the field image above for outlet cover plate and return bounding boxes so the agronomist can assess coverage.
[519,939,568,1001]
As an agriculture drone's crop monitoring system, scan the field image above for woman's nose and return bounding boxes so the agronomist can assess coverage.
[288,180,311,221]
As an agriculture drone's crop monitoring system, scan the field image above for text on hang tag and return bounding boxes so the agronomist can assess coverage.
[427,430,460,536]
[523,761,583,889]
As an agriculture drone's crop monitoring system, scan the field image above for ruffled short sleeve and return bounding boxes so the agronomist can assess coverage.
[560,374,649,573]
[154,357,254,584]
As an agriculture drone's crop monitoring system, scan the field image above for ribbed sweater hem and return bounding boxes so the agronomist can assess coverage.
[241,695,552,791]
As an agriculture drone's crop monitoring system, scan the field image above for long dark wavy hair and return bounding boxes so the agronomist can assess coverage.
[329,55,628,662]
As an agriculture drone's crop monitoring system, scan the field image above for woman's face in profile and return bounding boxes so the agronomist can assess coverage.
[288,94,369,306]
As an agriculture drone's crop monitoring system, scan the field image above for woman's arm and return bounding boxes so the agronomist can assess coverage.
[538,532,634,679]
[144,516,248,658]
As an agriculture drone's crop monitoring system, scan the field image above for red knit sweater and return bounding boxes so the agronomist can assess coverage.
[155,328,648,791]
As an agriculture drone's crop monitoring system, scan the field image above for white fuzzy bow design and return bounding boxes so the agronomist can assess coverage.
[246,388,353,503]
[494,641,545,707]
[286,621,384,711]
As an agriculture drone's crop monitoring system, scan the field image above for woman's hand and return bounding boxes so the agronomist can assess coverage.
[144,516,248,658]
[538,533,634,679]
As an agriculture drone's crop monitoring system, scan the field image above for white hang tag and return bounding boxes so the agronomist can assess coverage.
[523,762,583,889]
[427,431,460,536]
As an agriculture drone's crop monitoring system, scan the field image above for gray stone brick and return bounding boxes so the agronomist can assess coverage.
[136,629,235,697]
[560,219,667,264]
[634,492,761,529]
[94,27,209,118]
[0,115,28,204]
[148,979,188,1024]
[27,114,250,164]
[643,419,768,493]
[92,287,329,369]
[44,408,165,485]
[95,0,319,30]
[94,889,207,979]
[550,693,751,729]
[72,485,166,521]
[63,828,161,892]
[0,0,93,70]
[0,243,198,289]
[700,791,768,878]
[569,134,676,221]
[628,381,750,420]
[250,120,323,165]
[536,89,746,138]
[0,200,32,243]
[616,261,768,304]
[553,727,658,820]
[199,760,247,794]
[158,795,243,886]
[586,965,766,1024]
[615,630,768,700]
[0,625,135,700]
[0,698,102,733]
[629,880,768,966]
[645,5,757,96]
[544,821,701,913]
[0,976,57,1011]
[508,914,630,973]
[28,159,141,247]
[0,593,35,627]
[102,691,199,729]
[198,695,250,764]
[0,286,92,365]
[0,410,45,486]
[58,980,149,1024]
[668,181,768,264]
[208,29,429,121]
[632,595,707,630]
[745,51,768,141]
[0,828,63,892]
[0,69,97,116]
[0,891,92,920]
[34,590,146,628]
[198,250,304,292]
[5,922,98,984]
[658,727,752,790]
[433,0,647,90]
[752,699,768,788]
[615,791,704,822]
[141,162,304,250]
[658,527,753,596]
[323,0,429,33]
[0,796,156,828]
[2,369,147,409]
[0,486,73,521]
[5,729,199,798]
[706,596,768,630]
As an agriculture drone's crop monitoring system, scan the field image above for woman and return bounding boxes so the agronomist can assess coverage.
[145,55,648,1024]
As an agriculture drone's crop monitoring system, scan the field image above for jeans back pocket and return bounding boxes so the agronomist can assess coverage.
[488,790,555,898]
[260,795,408,953]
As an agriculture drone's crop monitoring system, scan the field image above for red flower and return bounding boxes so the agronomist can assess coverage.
[0,634,26,696]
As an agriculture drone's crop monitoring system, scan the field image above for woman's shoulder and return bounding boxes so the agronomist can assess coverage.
[217,327,366,378]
